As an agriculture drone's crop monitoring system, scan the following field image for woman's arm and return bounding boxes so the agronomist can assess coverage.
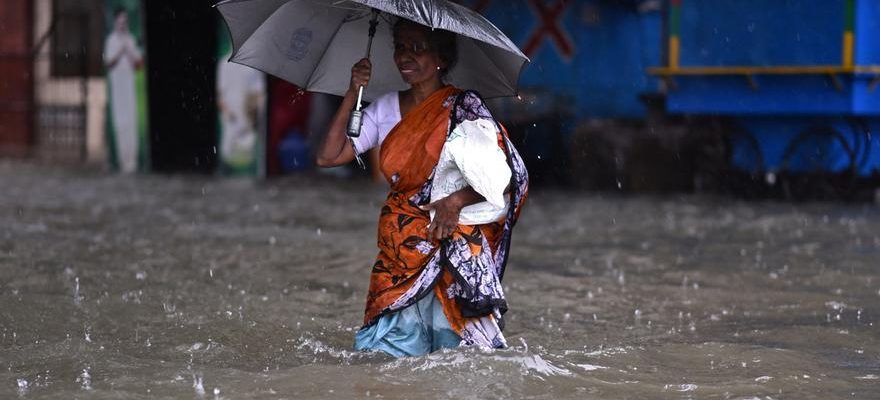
[421,186,485,240]
[314,58,371,167]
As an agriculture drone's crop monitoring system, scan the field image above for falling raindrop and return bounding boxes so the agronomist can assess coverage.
[73,277,83,305]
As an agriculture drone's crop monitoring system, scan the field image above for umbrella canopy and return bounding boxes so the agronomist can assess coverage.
[216,0,528,101]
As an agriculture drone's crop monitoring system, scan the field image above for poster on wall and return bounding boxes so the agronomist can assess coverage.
[216,18,266,176]
[103,0,149,173]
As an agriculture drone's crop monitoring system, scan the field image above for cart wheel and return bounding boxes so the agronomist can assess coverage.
[780,125,858,200]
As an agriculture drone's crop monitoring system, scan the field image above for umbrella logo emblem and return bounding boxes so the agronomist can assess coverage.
[286,28,312,62]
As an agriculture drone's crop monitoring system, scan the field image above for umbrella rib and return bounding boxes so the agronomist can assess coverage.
[214,0,250,6]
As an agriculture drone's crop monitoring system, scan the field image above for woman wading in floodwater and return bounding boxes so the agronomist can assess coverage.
[316,19,528,357]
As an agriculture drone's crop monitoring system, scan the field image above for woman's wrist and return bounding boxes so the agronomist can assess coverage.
[450,189,477,211]
[447,192,465,212]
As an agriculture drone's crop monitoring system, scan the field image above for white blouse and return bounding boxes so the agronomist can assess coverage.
[351,91,400,156]
[353,91,510,225]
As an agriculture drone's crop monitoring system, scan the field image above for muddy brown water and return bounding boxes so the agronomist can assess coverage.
[1,161,878,399]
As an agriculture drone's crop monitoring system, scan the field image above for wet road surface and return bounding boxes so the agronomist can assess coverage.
[1,161,878,399]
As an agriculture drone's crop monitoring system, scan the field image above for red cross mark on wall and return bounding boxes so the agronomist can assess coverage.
[523,0,575,59]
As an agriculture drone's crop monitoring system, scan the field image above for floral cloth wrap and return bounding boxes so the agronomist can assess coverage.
[357,86,528,355]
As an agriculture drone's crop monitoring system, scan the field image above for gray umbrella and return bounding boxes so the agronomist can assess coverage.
[215,0,529,101]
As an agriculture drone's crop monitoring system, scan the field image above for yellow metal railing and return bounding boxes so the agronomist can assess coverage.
[653,0,880,90]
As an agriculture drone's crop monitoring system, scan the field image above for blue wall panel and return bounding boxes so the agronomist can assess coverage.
[856,0,880,64]
[679,0,844,67]
[667,75,867,116]
[477,0,661,118]
[666,0,879,116]
[853,78,880,115]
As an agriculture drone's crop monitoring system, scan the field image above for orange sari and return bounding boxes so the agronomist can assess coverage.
[362,86,526,340]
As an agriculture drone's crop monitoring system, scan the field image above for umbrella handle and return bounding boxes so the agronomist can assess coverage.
[346,9,379,139]
[346,86,366,138]
[346,108,363,138]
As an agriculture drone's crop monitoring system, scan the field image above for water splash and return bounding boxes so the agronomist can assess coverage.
[294,335,363,363]
[77,367,92,390]
[16,378,28,396]
[381,345,573,380]
[664,383,698,392]
[193,373,205,396]
[576,363,608,371]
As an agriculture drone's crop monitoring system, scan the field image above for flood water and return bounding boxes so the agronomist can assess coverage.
[1,160,878,399]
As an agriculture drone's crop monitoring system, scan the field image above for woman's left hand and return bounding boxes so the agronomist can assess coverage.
[420,196,463,241]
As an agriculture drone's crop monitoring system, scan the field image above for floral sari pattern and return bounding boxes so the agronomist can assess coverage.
[362,87,528,349]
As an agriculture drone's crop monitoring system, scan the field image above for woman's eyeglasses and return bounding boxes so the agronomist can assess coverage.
[393,41,432,55]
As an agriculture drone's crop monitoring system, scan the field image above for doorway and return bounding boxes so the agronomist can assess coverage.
[144,0,217,173]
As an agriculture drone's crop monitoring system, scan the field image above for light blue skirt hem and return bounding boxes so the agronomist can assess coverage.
[354,293,461,357]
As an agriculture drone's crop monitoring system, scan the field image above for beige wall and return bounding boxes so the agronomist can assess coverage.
[34,0,108,165]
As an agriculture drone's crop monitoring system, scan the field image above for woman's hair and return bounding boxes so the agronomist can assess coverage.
[393,19,458,79]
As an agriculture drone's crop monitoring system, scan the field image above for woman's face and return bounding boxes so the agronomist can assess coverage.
[393,23,443,86]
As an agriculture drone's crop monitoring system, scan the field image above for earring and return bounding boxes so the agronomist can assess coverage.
[437,66,441,70]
